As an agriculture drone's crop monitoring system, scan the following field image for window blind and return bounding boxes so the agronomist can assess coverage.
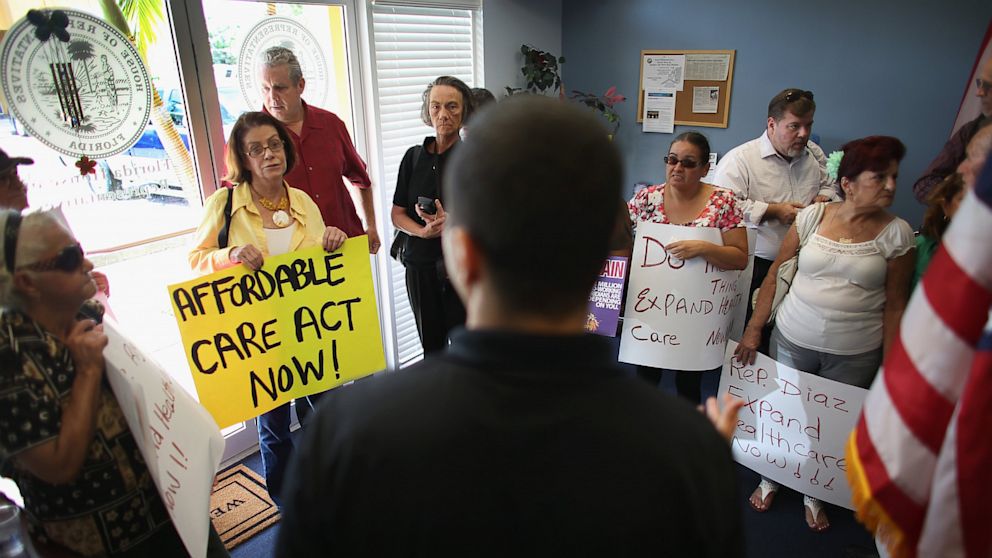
[371,4,481,366]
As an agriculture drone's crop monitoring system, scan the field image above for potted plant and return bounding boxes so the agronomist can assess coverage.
[569,86,626,138]
[505,44,565,97]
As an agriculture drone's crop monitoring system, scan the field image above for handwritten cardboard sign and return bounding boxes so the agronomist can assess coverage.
[718,342,868,509]
[619,223,744,370]
[104,321,224,558]
[585,256,628,336]
[167,239,386,428]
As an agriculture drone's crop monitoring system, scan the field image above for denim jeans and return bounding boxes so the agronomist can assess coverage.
[257,394,324,507]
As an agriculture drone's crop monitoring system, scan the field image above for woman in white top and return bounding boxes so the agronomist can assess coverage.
[734,136,915,532]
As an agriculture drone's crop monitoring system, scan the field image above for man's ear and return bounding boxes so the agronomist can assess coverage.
[298,77,306,94]
[443,226,483,299]
[12,270,38,302]
[767,116,776,132]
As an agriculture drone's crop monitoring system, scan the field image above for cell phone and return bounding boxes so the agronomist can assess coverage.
[79,299,105,324]
[417,196,437,215]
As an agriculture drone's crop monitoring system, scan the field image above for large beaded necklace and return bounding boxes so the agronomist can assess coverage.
[253,186,291,227]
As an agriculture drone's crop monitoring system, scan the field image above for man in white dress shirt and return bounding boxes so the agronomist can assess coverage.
[714,88,838,328]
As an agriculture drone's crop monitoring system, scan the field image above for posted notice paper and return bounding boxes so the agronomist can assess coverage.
[693,86,720,114]
[642,89,676,134]
[685,53,731,81]
[642,54,685,91]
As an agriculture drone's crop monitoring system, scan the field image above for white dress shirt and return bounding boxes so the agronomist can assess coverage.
[713,131,837,260]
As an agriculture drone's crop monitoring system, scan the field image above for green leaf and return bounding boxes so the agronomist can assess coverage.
[111,0,165,58]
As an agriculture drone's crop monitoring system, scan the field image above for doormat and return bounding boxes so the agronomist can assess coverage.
[210,464,280,550]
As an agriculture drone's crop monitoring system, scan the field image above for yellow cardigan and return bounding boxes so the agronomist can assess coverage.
[188,182,327,274]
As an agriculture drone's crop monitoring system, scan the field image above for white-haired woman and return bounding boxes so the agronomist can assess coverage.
[0,210,228,556]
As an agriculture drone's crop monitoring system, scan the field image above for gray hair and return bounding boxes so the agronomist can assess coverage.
[261,46,304,83]
[0,210,69,308]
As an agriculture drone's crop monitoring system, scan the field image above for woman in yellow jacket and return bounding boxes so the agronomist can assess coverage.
[188,111,346,507]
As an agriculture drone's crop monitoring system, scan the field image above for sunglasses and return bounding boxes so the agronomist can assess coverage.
[664,155,703,169]
[784,89,814,102]
[18,243,85,273]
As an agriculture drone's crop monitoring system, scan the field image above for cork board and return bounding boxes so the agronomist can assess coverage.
[636,49,735,128]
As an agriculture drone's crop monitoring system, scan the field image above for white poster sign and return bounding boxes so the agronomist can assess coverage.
[104,321,225,557]
[718,342,868,509]
[619,222,742,370]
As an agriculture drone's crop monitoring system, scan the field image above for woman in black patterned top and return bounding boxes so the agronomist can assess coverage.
[0,210,227,557]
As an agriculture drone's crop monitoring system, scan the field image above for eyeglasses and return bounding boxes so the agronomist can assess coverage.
[977,78,991,93]
[664,155,702,169]
[245,139,285,159]
[18,243,85,273]
[784,89,814,102]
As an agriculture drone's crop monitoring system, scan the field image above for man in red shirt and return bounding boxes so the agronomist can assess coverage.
[254,47,379,506]
[258,46,380,254]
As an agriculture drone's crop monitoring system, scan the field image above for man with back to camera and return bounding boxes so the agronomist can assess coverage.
[275,96,744,557]
[257,46,380,254]
[714,88,836,324]
[913,56,992,203]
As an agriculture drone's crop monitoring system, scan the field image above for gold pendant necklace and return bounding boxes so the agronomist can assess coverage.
[253,186,291,228]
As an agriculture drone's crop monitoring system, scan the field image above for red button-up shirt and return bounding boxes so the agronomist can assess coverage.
[264,102,372,237]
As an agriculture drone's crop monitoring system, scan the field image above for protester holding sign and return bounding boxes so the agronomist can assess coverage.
[734,136,915,532]
[0,210,226,557]
[188,111,347,506]
[628,132,747,403]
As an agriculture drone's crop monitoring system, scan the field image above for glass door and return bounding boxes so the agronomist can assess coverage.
[195,0,365,464]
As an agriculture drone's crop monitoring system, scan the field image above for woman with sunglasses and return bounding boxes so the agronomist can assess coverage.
[0,210,228,556]
[628,131,748,403]
[189,111,347,507]
[734,136,915,532]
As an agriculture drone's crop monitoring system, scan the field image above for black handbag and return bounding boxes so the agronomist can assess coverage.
[390,230,409,263]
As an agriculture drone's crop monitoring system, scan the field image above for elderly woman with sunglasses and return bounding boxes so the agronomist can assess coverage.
[189,111,347,507]
[0,210,228,557]
[628,131,748,404]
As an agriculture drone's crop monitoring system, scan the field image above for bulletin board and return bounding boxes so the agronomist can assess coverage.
[636,49,735,128]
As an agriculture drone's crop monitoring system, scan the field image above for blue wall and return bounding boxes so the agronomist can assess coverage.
[562,0,991,226]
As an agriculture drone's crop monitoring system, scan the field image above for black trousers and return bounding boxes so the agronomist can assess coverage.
[405,262,466,355]
[636,366,720,406]
[747,256,775,356]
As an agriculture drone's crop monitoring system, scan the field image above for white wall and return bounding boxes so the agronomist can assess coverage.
[482,0,562,98]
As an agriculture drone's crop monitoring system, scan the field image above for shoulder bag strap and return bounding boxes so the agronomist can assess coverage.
[217,187,234,249]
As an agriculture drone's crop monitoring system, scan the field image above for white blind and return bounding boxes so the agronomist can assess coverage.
[372,4,481,366]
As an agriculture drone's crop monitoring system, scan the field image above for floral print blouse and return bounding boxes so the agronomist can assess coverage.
[628,184,744,233]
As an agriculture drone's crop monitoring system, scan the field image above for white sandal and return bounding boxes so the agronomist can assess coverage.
[803,495,830,532]
[749,478,779,512]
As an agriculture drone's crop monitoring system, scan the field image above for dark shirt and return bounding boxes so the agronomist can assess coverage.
[265,102,373,237]
[913,114,990,203]
[277,328,742,557]
[392,137,456,265]
[0,309,171,557]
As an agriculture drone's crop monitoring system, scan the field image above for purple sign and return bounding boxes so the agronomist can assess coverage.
[585,256,628,337]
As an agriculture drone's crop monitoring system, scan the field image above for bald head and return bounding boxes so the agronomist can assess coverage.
[979,57,992,117]
[444,96,622,316]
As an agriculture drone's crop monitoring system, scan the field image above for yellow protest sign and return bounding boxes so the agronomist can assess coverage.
[168,238,385,428]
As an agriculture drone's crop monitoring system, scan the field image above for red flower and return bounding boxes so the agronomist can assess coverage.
[75,156,97,176]
[603,86,626,107]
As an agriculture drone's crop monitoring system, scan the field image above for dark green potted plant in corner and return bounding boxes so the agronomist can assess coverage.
[505,44,565,97]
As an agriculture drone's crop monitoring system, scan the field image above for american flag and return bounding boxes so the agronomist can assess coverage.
[846,155,992,558]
